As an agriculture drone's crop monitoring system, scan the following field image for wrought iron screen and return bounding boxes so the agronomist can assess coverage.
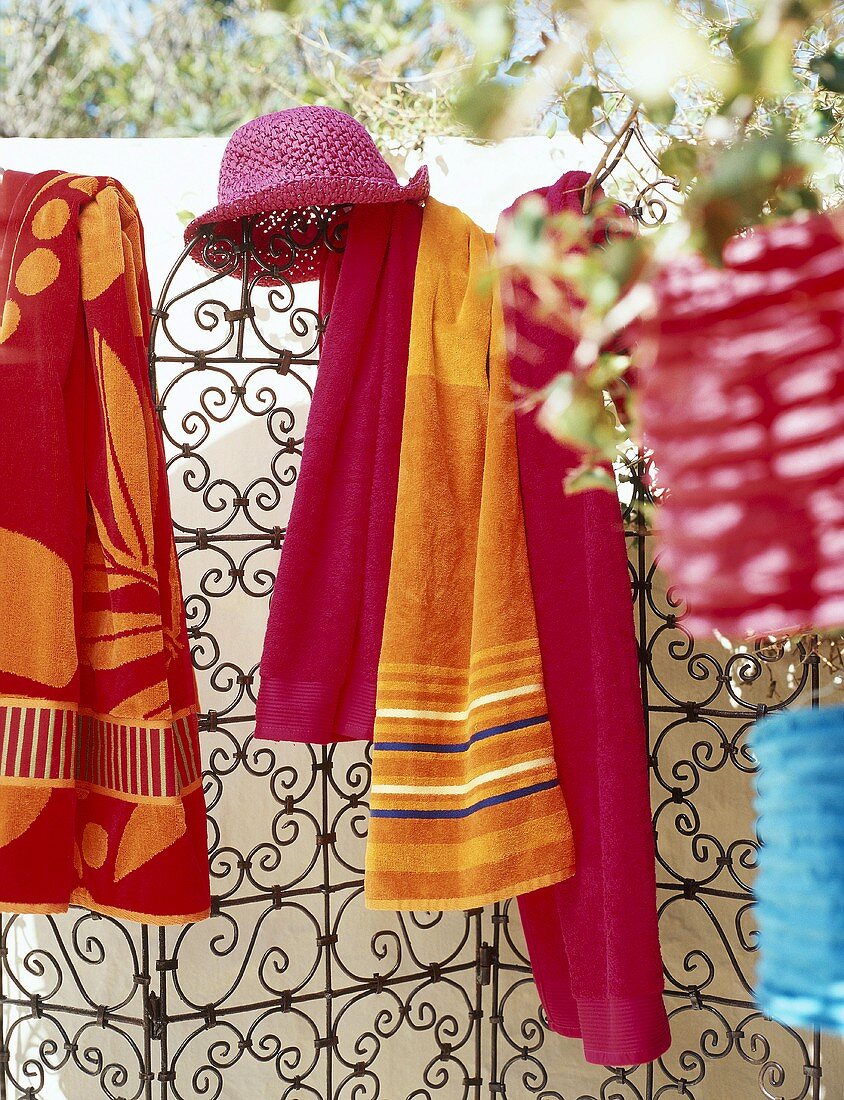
[0,193,839,1100]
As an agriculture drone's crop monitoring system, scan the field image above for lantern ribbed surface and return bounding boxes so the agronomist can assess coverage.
[640,210,844,638]
[752,705,844,1033]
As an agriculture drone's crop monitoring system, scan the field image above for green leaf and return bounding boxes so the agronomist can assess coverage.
[772,185,821,217]
[645,97,676,126]
[537,374,619,457]
[597,236,646,289]
[563,84,602,141]
[685,128,817,263]
[454,79,510,138]
[176,209,196,226]
[725,17,796,99]
[468,2,515,66]
[659,141,699,190]
[564,464,617,495]
[506,60,530,79]
[513,196,549,245]
[807,107,837,138]
[588,353,632,388]
[810,51,844,93]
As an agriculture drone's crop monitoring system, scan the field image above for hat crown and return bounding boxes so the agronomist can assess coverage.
[185,105,429,285]
[218,106,398,204]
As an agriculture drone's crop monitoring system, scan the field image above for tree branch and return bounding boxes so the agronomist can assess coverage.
[581,100,639,214]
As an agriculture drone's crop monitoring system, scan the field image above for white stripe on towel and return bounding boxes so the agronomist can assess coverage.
[376,683,543,722]
[371,756,555,797]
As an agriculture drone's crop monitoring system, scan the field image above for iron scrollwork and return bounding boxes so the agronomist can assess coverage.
[0,195,832,1100]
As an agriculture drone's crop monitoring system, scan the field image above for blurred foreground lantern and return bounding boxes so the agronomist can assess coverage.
[752,705,844,1034]
[639,210,844,637]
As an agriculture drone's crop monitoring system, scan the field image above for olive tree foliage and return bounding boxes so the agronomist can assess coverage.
[0,0,469,140]
[7,0,844,501]
[442,1,844,479]
[1,0,108,137]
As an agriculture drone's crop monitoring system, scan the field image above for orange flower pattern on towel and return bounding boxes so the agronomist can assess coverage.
[14,247,60,296]
[0,171,209,925]
[0,299,21,343]
[0,529,76,687]
[31,197,70,240]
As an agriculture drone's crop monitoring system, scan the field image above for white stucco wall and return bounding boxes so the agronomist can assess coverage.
[0,130,607,282]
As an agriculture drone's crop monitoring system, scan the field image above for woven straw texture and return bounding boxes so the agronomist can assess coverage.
[185,106,429,285]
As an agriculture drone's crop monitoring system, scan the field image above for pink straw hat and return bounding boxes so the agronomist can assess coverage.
[185,106,429,284]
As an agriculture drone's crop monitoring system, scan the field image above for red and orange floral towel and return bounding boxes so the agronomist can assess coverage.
[0,169,209,924]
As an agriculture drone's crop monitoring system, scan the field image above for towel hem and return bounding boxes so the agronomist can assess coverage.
[0,897,211,926]
[256,677,375,743]
[547,993,671,1066]
[363,862,575,912]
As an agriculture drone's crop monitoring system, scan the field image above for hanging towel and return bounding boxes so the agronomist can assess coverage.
[0,170,209,925]
[364,198,574,911]
[500,172,670,1064]
[255,201,422,743]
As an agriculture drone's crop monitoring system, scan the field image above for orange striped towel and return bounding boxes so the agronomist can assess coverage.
[364,199,575,911]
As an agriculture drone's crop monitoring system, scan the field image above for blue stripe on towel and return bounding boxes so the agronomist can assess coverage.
[369,778,559,819]
[374,713,549,754]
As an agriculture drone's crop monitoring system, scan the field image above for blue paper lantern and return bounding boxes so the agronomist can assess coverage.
[753,705,844,1033]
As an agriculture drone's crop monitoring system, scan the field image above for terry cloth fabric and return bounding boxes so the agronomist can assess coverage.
[500,171,670,1064]
[0,170,209,925]
[364,198,575,912]
[255,200,423,743]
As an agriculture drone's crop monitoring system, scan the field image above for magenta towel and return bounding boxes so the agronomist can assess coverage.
[255,201,422,743]
[500,172,670,1065]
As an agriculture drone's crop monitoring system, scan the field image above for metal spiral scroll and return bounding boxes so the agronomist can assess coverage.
[0,201,834,1099]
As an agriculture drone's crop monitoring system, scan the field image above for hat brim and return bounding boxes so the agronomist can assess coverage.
[184,165,429,284]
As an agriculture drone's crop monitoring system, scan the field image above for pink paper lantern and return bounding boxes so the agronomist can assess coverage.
[639,210,844,637]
